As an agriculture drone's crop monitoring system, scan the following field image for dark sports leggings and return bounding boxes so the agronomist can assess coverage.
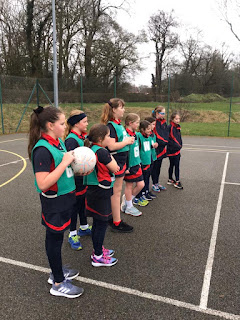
[136,167,151,198]
[92,219,108,256]
[45,229,64,283]
[168,154,180,181]
[70,194,87,231]
[151,158,163,185]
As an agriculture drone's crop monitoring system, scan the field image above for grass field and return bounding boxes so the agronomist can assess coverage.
[0,98,240,137]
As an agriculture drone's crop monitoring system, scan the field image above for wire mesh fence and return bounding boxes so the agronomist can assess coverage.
[0,74,239,137]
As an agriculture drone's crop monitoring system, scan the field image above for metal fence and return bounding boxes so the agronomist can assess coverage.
[0,74,239,137]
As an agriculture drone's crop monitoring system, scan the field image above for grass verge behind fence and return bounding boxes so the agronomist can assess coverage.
[0,101,240,137]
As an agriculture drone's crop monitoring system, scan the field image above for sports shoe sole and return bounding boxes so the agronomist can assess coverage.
[50,288,84,298]
[91,259,118,267]
[124,210,142,217]
[174,185,183,189]
[111,227,133,233]
[48,272,79,285]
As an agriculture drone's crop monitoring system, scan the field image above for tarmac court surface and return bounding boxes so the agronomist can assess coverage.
[1,134,240,320]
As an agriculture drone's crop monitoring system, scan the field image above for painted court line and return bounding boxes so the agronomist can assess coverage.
[224,182,240,186]
[0,256,239,320]
[183,147,240,154]
[184,144,240,150]
[0,138,27,144]
[200,152,229,309]
[0,158,28,167]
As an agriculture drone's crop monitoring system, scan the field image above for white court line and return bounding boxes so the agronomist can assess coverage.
[183,147,240,154]
[0,138,27,144]
[224,182,240,186]
[0,158,29,167]
[0,256,239,320]
[184,144,240,149]
[200,152,229,309]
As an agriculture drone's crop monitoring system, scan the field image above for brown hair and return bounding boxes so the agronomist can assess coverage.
[125,113,140,126]
[145,116,155,123]
[152,105,165,118]
[64,109,85,140]
[28,106,63,160]
[84,124,109,147]
[101,98,125,124]
[139,120,151,133]
[170,111,180,122]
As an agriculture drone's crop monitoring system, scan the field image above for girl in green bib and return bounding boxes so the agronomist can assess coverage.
[101,98,135,233]
[64,110,92,251]
[84,124,119,267]
[135,120,155,202]
[28,106,83,299]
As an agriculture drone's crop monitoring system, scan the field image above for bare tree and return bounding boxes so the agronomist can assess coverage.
[219,0,240,42]
[148,10,179,94]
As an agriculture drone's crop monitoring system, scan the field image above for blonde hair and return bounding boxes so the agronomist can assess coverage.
[101,98,125,124]
[152,105,165,118]
[125,113,140,127]
[64,109,85,139]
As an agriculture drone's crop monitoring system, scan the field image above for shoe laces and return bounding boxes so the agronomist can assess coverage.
[71,235,80,243]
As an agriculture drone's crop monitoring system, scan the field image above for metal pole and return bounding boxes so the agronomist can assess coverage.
[167,73,170,124]
[227,73,234,137]
[80,74,83,110]
[36,79,39,106]
[52,0,58,108]
[0,78,4,134]
[114,75,117,98]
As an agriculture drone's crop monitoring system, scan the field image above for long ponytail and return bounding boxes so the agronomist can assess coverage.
[28,106,63,160]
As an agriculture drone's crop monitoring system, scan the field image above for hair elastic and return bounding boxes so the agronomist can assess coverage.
[108,101,113,108]
[33,106,44,115]
[67,113,87,126]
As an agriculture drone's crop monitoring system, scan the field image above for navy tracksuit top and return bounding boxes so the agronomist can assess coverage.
[167,121,182,156]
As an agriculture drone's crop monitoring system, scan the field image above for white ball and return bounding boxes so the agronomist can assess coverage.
[71,146,96,174]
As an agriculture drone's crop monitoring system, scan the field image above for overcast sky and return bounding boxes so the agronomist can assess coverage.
[115,0,240,86]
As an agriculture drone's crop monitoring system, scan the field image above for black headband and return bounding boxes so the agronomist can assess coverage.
[108,101,113,108]
[67,113,87,126]
[33,106,44,115]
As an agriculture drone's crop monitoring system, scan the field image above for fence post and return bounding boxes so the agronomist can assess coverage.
[227,73,234,137]
[167,73,171,124]
[36,79,40,106]
[38,82,54,106]
[80,75,83,110]
[16,83,37,132]
[114,75,117,98]
[0,78,4,134]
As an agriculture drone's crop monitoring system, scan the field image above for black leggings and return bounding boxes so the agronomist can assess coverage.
[70,195,87,231]
[92,219,108,256]
[151,159,163,185]
[136,167,151,198]
[45,229,64,283]
[168,154,180,181]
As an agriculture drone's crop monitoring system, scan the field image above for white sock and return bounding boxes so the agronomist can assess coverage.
[94,254,103,259]
[80,224,89,230]
[126,200,133,209]
[70,231,77,237]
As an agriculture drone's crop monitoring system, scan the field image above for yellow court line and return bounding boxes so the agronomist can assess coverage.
[0,150,27,188]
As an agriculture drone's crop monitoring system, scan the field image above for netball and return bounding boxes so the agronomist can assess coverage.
[71,146,96,174]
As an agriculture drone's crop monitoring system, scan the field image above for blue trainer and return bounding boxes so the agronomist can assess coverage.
[68,234,83,250]
[158,184,166,190]
[78,226,92,236]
